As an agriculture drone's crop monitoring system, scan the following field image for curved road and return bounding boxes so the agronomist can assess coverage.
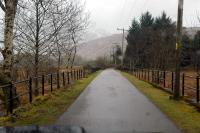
[56,69,181,133]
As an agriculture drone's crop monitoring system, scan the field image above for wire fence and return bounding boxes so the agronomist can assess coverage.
[0,68,87,115]
[130,68,200,103]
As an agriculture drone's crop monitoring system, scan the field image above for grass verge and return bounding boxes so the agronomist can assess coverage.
[121,72,200,133]
[0,71,101,126]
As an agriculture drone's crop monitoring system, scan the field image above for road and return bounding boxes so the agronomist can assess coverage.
[56,69,181,133]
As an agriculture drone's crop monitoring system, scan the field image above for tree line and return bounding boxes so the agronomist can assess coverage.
[124,11,200,72]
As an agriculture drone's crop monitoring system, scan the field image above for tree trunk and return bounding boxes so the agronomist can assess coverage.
[1,0,19,112]
[71,46,77,68]
[34,2,40,96]
[57,51,61,89]
[2,0,17,80]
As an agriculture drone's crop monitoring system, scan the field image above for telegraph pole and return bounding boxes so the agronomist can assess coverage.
[117,28,128,66]
[112,46,116,65]
[112,43,119,65]
[174,0,184,100]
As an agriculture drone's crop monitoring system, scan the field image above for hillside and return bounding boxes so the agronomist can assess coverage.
[77,27,200,61]
[77,33,127,60]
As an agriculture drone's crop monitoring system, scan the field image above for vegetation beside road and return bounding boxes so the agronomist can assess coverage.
[122,72,200,133]
[0,71,101,126]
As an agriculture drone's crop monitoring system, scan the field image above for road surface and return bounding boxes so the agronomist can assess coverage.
[56,69,181,133]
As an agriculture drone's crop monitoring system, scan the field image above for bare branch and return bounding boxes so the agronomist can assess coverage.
[0,0,5,12]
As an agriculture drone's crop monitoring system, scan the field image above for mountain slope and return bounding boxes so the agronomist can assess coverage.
[77,34,127,60]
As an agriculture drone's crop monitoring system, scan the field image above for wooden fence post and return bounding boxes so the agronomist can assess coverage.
[50,74,53,92]
[79,70,80,79]
[172,72,174,92]
[182,73,185,96]
[157,70,160,84]
[196,76,199,103]
[63,72,65,87]
[29,77,32,103]
[67,71,70,84]
[83,69,85,78]
[73,70,76,80]
[79,69,81,79]
[57,72,60,89]
[139,70,140,79]
[81,69,83,78]
[163,71,166,88]
[142,69,143,79]
[9,82,13,114]
[42,75,45,95]
[71,70,73,81]
[76,70,78,80]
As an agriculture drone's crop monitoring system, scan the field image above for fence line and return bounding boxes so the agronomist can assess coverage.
[0,68,87,114]
[131,68,200,104]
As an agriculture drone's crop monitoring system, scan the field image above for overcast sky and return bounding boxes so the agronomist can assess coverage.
[85,0,200,35]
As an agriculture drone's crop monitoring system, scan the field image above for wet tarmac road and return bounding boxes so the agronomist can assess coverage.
[56,69,181,133]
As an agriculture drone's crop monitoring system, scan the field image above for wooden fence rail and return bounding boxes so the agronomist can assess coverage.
[0,68,87,114]
[131,68,200,104]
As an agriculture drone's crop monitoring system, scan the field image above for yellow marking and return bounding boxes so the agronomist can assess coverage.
[176,42,180,50]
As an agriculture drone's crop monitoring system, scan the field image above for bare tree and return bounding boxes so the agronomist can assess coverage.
[50,0,89,69]
[14,0,89,95]
[14,0,63,95]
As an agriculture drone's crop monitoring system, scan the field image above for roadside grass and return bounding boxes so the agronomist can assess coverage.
[121,72,200,133]
[0,71,101,126]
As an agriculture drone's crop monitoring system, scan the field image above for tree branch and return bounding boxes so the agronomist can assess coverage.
[0,0,5,12]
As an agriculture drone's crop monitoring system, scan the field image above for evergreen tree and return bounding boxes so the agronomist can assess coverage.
[125,11,176,70]
[140,11,154,28]
[181,34,191,66]
[192,31,200,71]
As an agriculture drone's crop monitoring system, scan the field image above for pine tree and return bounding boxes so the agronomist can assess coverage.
[181,34,191,66]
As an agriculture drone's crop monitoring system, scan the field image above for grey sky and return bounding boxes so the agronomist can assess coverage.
[86,0,200,34]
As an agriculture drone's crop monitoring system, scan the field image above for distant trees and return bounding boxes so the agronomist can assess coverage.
[181,34,191,67]
[125,12,176,70]
[192,31,200,73]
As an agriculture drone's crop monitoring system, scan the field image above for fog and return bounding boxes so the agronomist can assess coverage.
[86,0,200,36]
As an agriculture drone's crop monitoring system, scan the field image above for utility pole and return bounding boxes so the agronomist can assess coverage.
[112,46,116,65]
[174,0,184,100]
[112,43,119,66]
[110,48,113,64]
[117,28,128,66]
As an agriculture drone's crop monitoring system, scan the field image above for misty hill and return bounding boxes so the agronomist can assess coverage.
[77,27,200,60]
[77,34,127,60]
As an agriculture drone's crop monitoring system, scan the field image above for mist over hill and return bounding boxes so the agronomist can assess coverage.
[77,33,127,60]
[77,27,200,61]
